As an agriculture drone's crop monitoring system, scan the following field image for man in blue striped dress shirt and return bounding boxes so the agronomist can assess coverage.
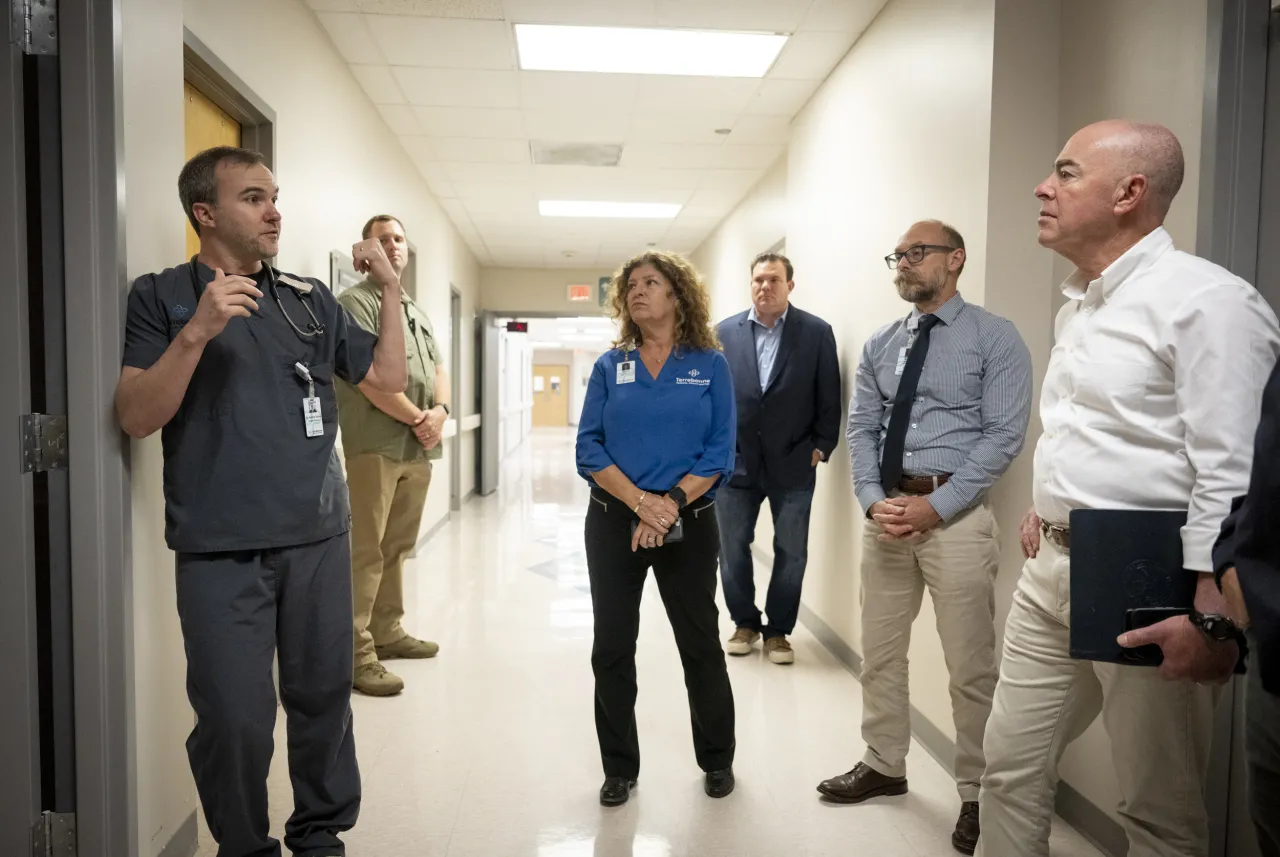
[816,220,1033,855]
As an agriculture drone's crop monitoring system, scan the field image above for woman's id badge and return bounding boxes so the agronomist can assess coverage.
[616,360,636,384]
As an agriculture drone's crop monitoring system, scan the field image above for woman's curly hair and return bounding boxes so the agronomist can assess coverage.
[608,250,721,353]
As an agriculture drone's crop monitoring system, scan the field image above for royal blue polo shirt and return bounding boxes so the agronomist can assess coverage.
[576,346,736,500]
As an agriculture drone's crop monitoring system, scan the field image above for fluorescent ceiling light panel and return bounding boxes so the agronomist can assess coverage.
[515,24,788,78]
[539,200,681,219]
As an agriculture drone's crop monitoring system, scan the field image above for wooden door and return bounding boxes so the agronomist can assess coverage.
[183,80,242,259]
[532,364,570,427]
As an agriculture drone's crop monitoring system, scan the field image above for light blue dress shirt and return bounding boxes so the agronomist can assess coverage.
[750,305,789,392]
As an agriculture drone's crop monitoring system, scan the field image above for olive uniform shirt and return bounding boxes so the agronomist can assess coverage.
[336,279,443,462]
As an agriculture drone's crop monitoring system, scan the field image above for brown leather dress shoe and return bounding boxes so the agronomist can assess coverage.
[816,762,908,803]
[952,801,980,854]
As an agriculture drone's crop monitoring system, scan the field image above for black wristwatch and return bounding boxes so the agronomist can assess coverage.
[1190,609,1245,644]
[668,486,688,509]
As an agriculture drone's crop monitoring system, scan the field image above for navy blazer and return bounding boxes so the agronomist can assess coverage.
[717,305,842,490]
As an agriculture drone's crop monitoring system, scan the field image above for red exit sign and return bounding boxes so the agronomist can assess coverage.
[567,284,592,301]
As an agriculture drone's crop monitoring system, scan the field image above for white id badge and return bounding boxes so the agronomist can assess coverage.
[303,396,324,437]
[616,360,636,385]
[894,347,909,376]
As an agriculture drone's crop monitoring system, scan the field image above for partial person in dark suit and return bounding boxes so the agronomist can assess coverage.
[715,252,841,664]
[1214,355,1280,857]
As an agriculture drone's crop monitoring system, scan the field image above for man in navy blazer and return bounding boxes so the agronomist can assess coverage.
[716,252,841,664]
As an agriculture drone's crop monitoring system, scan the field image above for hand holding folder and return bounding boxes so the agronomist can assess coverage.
[1068,509,1196,667]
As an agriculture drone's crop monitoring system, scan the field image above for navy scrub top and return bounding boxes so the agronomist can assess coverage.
[576,346,736,500]
[122,260,378,554]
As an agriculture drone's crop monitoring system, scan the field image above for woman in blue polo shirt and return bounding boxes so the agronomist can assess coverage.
[576,250,738,807]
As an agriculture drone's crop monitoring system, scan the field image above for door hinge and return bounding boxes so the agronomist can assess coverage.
[31,812,75,857]
[21,414,68,473]
[12,0,56,55]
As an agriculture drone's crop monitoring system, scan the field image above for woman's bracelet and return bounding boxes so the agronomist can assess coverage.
[633,491,647,514]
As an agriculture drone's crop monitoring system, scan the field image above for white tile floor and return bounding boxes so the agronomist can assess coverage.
[195,428,1104,857]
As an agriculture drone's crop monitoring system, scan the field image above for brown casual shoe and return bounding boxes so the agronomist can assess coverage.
[376,635,440,660]
[725,627,761,656]
[952,801,980,854]
[353,661,404,697]
[764,636,795,664]
[816,762,908,804]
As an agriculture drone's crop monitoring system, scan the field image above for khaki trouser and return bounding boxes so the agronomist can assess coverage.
[977,536,1219,857]
[346,453,432,668]
[860,497,1000,802]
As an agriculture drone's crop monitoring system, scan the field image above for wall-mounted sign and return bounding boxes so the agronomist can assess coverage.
[598,276,611,307]
[568,284,592,301]
[506,320,529,333]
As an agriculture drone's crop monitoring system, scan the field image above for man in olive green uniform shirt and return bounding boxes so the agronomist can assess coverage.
[337,214,451,697]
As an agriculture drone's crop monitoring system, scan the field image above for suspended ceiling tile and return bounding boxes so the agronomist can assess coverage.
[443,161,535,183]
[316,13,386,64]
[413,106,525,138]
[744,78,821,115]
[308,0,360,11]
[518,71,641,113]
[523,109,631,144]
[351,64,405,104]
[699,168,766,192]
[393,68,520,107]
[799,0,886,33]
[626,112,741,145]
[634,76,761,115]
[653,0,813,32]
[428,137,530,163]
[356,0,505,17]
[718,144,785,170]
[768,30,853,80]
[367,16,515,68]
[619,142,723,170]
[501,0,659,27]
[728,114,792,146]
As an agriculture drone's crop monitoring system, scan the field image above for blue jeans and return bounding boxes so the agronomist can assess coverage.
[717,483,814,639]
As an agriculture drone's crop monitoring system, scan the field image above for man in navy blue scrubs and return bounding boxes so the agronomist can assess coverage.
[115,146,408,857]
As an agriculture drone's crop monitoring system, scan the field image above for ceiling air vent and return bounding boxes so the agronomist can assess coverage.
[530,141,623,167]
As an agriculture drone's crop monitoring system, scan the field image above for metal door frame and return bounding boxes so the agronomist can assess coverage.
[60,2,137,855]
[450,285,463,512]
[0,6,45,856]
[1198,2,1272,856]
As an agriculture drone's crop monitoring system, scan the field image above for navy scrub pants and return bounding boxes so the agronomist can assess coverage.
[176,533,361,857]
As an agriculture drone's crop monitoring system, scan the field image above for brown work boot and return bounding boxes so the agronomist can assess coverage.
[764,635,795,664]
[353,661,404,697]
[952,800,980,854]
[816,762,908,803]
[725,627,761,656]
[375,634,440,660]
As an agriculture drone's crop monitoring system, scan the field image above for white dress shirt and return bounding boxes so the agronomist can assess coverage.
[1033,227,1280,571]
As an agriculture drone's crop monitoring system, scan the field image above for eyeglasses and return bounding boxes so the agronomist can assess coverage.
[884,244,957,269]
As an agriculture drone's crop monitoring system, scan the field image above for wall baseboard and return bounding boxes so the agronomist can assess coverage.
[155,811,198,857]
[758,547,1127,857]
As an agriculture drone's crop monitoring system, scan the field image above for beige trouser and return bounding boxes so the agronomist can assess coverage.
[977,536,1220,857]
[346,453,432,668]
[860,497,1000,802]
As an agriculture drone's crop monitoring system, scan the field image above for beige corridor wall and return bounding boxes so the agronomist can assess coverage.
[694,0,1210,836]
[124,0,482,853]
[481,266,615,315]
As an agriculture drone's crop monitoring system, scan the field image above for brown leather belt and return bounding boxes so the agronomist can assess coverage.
[1041,521,1071,552]
[897,474,952,494]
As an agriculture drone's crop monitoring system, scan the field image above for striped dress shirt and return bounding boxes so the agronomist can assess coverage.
[847,293,1033,521]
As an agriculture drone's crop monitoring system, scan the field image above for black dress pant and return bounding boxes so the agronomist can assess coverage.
[585,488,736,780]
[1248,633,1280,857]
[176,533,361,857]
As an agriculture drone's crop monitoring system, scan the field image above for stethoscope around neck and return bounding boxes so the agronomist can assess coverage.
[187,258,326,340]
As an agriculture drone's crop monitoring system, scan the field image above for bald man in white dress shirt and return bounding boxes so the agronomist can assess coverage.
[977,121,1280,857]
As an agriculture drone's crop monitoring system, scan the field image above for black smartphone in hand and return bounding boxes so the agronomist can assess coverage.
[630,517,683,543]
[1120,607,1190,666]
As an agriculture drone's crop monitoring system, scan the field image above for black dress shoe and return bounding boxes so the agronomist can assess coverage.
[599,776,636,807]
[816,762,908,804]
[952,800,980,854]
[704,767,735,798]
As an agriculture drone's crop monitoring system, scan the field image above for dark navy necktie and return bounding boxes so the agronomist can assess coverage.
[880,314,939,493]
